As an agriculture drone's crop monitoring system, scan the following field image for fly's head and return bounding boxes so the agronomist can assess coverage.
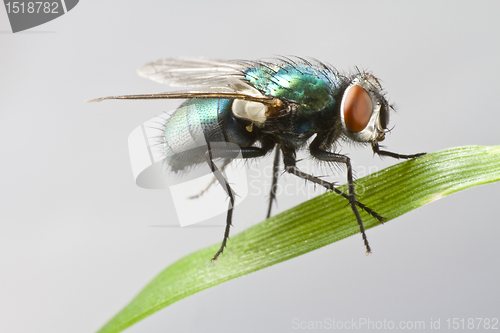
[339,73,390,144]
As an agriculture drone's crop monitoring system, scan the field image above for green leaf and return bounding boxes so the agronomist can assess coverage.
[96,145,500,333]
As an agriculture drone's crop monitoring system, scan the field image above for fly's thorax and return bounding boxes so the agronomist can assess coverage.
[238,63,347,143]
[339,73,389,143]
[244,63,340,114]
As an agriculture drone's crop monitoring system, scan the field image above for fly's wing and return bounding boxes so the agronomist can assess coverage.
[137,58,247,88]
[87,58,282,108]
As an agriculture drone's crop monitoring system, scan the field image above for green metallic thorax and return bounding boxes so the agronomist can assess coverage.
[245,63,345,145]
[245,64,342,114]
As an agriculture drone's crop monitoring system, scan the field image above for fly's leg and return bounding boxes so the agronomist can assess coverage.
[187,176,217,199]
[372,143,426,159]
[188,159,230,199]
[266,146,280,219]
[204,143,235,261]
[283,150,373,254]
[207,143,271,261]
[278,140,425,255]
[327,187,384,222]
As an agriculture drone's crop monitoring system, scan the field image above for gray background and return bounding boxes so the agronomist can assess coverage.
[1,1,499,332]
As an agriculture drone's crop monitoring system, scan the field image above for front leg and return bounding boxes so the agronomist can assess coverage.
[372,142,426,159]
[283,147,374,254]
[307,147,372,254]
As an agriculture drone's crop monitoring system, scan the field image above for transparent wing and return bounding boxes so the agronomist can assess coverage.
[137,58,249,88]
[88,58,282,106]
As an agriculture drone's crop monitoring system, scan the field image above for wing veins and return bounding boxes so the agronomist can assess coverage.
[87,92,282,107]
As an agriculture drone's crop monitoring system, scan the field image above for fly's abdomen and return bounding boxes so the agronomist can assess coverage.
[163,99,257,171]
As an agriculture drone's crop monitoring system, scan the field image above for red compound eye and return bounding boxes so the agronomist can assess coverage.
[343,85,373,132]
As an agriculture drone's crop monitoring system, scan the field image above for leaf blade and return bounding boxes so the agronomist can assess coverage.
[97,145,500,333]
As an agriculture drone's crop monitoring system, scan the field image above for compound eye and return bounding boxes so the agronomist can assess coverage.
[343,85,373,132]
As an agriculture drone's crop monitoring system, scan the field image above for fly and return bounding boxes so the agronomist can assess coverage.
[89,57,425,260]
